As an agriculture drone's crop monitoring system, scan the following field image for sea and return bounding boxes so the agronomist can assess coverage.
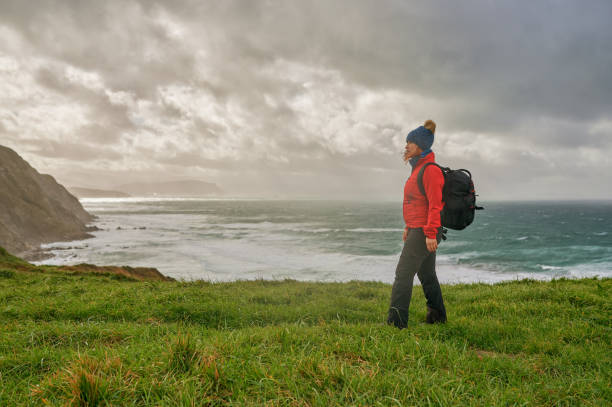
[35,199,612,284]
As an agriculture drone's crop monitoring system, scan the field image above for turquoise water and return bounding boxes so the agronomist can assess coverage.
[443,201,612,274]
[37,199,612,283]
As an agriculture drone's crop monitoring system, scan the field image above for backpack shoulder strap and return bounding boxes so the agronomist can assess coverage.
[417,162,445,196]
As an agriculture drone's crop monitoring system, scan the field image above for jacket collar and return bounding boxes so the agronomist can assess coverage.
[409,150,434,170]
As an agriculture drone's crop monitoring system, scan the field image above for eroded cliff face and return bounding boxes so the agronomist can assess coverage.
[0,145,94,256]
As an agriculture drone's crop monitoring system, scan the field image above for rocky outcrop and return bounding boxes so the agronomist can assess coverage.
[0,246,173,281]
[0,145,95,256]
[55,263,174,281]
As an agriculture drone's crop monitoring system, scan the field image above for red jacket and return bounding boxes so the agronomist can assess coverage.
[403,152,445,239]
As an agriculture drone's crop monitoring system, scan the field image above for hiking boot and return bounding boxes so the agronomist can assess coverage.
[387,307,408,329]
[426,307,447,324]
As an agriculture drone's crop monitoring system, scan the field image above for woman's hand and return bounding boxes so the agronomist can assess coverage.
[403,228,408,242]
[426,237,438,252]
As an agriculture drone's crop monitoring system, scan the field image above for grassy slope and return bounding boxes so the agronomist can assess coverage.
[0,249,610,406]
[0,246,171,282]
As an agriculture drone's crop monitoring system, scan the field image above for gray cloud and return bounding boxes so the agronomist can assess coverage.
[0,0,611,199]
[34,67,134,141]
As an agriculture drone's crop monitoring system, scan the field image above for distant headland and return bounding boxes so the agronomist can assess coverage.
[115,180,223,197]
[68,187,131,198]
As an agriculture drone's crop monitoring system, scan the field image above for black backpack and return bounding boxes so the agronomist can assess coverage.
[417,163,484,230]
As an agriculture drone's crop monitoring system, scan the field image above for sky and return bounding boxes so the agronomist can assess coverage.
[1,0,611,200]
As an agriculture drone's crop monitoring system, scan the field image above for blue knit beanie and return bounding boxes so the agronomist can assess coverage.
[406,126,434,150]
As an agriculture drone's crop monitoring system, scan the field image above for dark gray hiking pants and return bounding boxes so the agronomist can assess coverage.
[387,227,446,328]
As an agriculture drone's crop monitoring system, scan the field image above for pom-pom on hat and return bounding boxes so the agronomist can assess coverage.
[406,120,436,151]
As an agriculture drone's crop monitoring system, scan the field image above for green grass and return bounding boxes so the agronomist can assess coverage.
[0,248,610,406]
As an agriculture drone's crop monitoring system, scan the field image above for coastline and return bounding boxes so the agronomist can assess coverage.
[17,225,99,262]
[24,198,612,284]
[33,237,611,285]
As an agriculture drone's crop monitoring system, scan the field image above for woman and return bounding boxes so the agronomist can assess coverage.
[387,119,447,329]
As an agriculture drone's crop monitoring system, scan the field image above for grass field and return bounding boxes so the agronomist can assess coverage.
[0,247,610,406]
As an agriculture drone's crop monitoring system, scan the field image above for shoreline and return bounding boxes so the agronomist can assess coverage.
[30,255,612,287]
[8,242,612,286]
[17,229,98,262]
[23,198,612,284]
[32,238,611,285]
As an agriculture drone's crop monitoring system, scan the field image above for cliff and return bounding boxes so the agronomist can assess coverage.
[0,145,95,256]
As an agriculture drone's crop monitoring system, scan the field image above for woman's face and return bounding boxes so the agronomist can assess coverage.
[403,142,422,161]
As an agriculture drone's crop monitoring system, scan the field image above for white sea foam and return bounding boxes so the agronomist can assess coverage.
[34,200,612,284]
[537,264,564,271]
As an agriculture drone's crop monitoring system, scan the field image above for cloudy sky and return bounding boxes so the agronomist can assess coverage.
[1,0,611,200]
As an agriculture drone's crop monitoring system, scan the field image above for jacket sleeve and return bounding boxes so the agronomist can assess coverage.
[422,165,444,239]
